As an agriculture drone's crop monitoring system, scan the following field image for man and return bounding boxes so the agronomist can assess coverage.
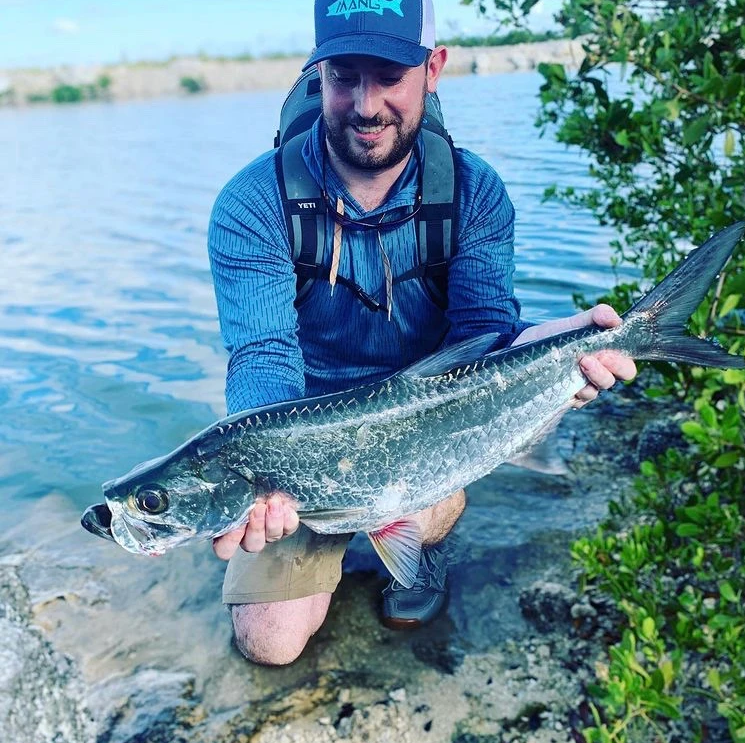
[207,0,636,666]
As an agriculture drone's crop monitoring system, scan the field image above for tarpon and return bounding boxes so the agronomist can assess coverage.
[82,223,745,587]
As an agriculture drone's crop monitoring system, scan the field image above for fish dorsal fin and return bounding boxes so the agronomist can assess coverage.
[402,332,506,379]
[367,518,422,588]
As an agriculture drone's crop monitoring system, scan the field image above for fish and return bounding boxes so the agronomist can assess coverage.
[82,222,745,587]
[326,0,403,21]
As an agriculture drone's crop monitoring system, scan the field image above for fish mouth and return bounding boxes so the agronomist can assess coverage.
[81,501,194,556]
[81,503,115,542]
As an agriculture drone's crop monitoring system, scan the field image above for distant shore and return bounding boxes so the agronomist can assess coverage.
[0,39,585,108]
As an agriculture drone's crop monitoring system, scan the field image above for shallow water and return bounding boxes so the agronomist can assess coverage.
[0,72,627,541]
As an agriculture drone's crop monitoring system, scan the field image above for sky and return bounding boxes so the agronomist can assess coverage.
[0,0,560,70]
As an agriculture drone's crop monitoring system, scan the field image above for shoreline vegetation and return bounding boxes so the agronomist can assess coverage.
[0,37,584,108]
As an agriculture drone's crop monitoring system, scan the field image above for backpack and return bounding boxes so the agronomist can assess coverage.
[274,67,459,311]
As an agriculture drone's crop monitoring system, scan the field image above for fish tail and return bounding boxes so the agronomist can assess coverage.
[622,221,745,367]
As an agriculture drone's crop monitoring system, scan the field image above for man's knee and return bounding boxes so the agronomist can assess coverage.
[230,593,332,666]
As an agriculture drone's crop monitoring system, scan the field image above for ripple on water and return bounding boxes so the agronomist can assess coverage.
[0,73,633,545]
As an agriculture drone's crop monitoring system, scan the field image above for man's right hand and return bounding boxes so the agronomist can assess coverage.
[212,493,300,560]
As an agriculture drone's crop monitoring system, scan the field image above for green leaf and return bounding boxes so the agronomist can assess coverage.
[614,130,630,147]
[713,451,740,468]
[641,616,656,640]
[675,522,701,537]
[724,129,736,157]
[709,613,739,629]
[683,116,710,146]
[718,293,741,318]
[659,660,675,689]
[655,698,683,719]
[723,369,745,385]
[699,403,717,427]
[537,62,566,83]
[723,73,743,99]
[660,98,680,121]
[681,420,708,443]
[719,581,737,602]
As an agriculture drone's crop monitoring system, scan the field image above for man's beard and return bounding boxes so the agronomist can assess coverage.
[323,89,426,172]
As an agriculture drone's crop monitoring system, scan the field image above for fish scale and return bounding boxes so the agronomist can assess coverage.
[200,326,631,533]
[82,223,745,587]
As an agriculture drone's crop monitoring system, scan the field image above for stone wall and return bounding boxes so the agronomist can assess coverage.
[0,39,586,107]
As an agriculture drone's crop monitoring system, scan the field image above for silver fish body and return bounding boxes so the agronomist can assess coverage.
[191,327,606,536]
[84,223,745,583]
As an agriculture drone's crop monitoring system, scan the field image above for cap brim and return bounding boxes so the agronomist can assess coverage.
[302,35,428,71]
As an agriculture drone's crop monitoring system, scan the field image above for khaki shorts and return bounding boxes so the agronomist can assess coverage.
[222,525,352,604]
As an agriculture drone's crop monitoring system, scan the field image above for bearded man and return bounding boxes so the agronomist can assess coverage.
[207,0,635,666]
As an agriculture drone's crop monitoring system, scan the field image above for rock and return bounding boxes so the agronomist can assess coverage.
[0,384,679,743]
[389,688,407,703]
[411,636,466,674]
[636,414,688,463]
[518,581,578,633]
[87,669,198,743]
[0,566,94,743]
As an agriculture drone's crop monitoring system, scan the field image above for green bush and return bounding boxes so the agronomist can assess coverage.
[437,29,566,47]
[30,76,113,106]
[472,0,745,740]
[51,84,84,104]
[179,76,205,94]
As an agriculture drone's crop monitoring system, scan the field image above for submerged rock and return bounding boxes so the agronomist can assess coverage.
[518,581,578,633]
[0,386,674,742]
[0,563,94,743]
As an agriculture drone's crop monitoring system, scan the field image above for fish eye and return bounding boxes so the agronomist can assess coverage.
[134,485,169,515]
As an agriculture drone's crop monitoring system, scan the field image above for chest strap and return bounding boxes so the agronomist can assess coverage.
[275,129,458,310]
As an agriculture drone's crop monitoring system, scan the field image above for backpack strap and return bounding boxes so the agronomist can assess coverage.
[275,132,325,304]
[412,128,459,308]
[276,128,459,311]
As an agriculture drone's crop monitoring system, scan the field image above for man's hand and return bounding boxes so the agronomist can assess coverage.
[212,492,300,561]
[513,304,637,408]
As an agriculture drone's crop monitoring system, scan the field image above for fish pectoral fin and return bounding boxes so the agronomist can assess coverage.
[509,417,570,476]
[367,519,422,589]
[508,405,572,476]
[299,507,367,523]
[510,447,569,476]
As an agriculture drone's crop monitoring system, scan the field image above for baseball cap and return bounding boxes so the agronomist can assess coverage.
[303,0,436,71]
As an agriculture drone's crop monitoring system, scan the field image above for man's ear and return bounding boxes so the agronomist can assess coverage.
[426,46,448,93]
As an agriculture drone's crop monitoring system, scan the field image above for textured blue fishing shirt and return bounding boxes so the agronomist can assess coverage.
[209,118,530,415]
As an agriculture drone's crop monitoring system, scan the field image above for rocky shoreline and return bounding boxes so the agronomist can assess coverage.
[0,383,681,743]
[0,39,585,108]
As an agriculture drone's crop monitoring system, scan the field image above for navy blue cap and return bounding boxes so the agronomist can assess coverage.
[303,0,436,70]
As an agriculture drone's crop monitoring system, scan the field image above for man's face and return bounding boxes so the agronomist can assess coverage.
[319,55,428,172]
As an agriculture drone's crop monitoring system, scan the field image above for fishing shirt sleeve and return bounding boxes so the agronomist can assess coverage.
[444,149,532,347]
[208,152,305,416]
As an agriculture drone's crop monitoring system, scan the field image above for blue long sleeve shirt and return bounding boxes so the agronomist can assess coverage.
[208,118,530,415]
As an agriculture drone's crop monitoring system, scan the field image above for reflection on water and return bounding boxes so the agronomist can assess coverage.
[0,73,625,539]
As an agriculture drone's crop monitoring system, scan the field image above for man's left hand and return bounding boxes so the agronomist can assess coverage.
[513,304,637,408]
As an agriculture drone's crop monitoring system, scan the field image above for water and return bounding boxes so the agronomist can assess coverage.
[0,72,625,539]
